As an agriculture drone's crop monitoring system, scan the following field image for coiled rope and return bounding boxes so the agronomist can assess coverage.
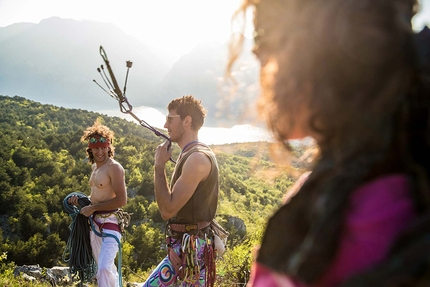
[62,192,96,284]
[63,192,124,286]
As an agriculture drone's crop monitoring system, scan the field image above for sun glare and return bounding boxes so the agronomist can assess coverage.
[0,0,242,63]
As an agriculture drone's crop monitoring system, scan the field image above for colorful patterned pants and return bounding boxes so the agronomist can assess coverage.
[142,236,207,287]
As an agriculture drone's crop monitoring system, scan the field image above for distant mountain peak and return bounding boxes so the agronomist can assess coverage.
[0,17,260,127]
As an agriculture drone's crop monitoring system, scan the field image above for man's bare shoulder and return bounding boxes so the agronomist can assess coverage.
[183,152,212,178]
[107,158,125,172]
[186,150,211,165]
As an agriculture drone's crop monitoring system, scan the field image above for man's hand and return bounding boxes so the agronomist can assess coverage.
[68,195,79,206]
[67,195,94,217]
[155,140,172,169]
[79,205,94,217]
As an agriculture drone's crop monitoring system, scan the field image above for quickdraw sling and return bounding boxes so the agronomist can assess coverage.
[165,220,227,287]
[93,45,176,163]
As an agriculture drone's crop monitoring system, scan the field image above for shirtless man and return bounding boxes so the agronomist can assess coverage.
[68,120,127,287]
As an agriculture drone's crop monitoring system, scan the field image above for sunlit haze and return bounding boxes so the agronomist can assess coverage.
[1,0,429,145]
[0,0,268,144]
[98,106,273,145]
[0,0,245,66]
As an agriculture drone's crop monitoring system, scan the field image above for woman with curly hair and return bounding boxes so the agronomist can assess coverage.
[229,0,430,286]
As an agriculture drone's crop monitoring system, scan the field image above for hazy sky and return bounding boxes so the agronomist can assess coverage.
[1,0,428,65]
[1,0,428,144]
[0,0,267,144]
[0,0,244,65]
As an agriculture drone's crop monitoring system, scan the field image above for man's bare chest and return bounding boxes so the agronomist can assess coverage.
[89,165,111,188]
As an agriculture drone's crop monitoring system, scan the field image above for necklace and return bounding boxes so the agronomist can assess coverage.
[181,140,199,153]
[177,141,200,161]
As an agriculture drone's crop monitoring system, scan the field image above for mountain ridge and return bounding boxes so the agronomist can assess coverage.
[0,17,260,127]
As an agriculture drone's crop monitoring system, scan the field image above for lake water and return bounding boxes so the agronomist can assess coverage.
[97,106,273,145]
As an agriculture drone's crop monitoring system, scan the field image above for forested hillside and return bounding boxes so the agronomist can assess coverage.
[0,95,309,285]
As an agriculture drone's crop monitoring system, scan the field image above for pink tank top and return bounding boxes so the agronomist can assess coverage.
[247,174,417,287]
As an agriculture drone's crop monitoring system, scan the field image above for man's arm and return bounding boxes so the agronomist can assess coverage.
[155,152,211,220]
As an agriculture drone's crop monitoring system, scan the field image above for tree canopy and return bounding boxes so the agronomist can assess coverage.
[0,95,309,284]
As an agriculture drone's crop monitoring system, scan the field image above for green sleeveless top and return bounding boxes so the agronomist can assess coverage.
[170,143,219,224]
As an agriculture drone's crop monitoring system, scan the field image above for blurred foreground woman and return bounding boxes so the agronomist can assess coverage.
[230,0,430,286]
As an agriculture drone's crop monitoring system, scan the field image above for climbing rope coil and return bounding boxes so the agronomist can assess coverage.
[62,192,96,284]
[62,192,126,286]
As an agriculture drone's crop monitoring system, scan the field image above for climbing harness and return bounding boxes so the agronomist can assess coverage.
[89,214,124,287]
[93,45,176,163]
[93,209,132,236]
[165,221,218,287]
[63,192,126,286]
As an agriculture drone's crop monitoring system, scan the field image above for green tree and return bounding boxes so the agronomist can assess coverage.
[126,223,164,271]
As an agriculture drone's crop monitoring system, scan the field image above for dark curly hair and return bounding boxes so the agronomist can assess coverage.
[230,0,430,285]
[81,119,115,164]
